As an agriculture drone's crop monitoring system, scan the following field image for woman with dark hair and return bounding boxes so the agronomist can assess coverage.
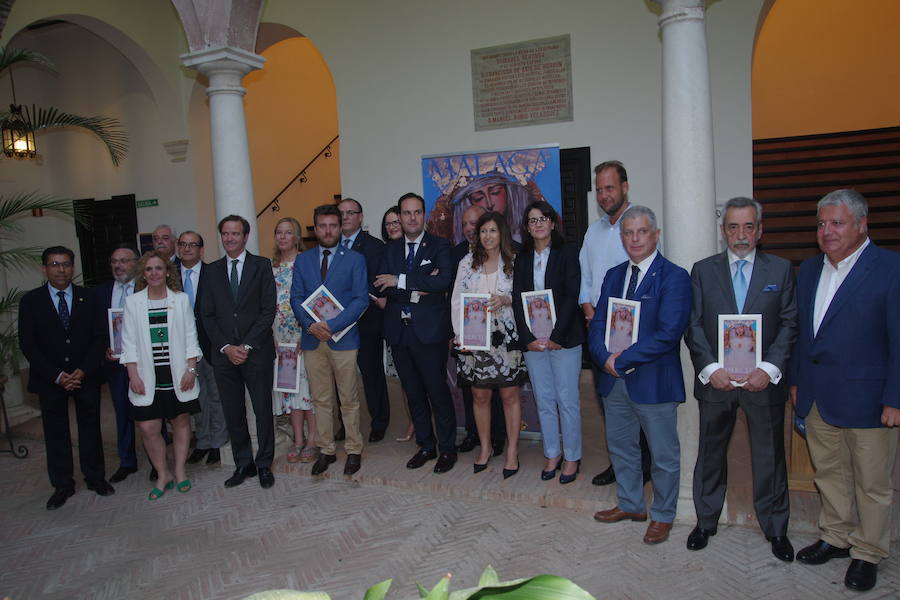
[120,251,200,499]
[381,206,402,243]
[512,201,584,484]
[271,217,316,464]
[451,212,526,478]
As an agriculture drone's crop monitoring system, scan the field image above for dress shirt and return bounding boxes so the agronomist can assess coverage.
[533,245,551,290]
[620,251,658,297]
[397,231,425,290]
[813,237,870,336]
[578,211,629,305]
[341,228,361,249]
[48,283,73,314]
[181,263,201,292]
[115,279,135,308]
[226,250,247,284]
[697,248,780,385]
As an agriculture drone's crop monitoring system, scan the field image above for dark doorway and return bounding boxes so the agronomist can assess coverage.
[560,147,592,246]
[74,194,138,287]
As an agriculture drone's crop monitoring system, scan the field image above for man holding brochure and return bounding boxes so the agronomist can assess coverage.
[684,196,797,562]
[587,205,691,545]
[291,204,369,476]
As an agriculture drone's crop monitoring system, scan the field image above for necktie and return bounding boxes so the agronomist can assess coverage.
[342,239,351,249]
[117,283,127,308]
[183,268,195,308]
[321,249,331,281]
[57,291,71,330]
[229,259,240,300]
[626,265,640,300]
[733,259,748,312]
[406,242,416,272]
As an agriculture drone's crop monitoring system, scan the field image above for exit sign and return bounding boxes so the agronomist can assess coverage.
[136,198,158,208]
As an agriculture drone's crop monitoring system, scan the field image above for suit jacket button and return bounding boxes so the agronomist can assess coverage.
[65,339,71,344]
[233,313,238,318]
[64,357,70,362]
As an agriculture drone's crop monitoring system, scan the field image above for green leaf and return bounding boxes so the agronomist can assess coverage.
[23,104,128,165]
[363,579,392,600]
[470,575,596,599]
[424,575,451,600]
[240,591,331,600]
[0,45,54,73]
[0,192,83,233]
[416,583,430,598]
[478,566,499,587]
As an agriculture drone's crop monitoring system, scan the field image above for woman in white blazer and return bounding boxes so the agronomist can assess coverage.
[120,251,201,500]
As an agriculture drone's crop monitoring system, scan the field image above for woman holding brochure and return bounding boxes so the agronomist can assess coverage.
[120,252,200,500]
[451,212,526,478]
[512,201,584,484]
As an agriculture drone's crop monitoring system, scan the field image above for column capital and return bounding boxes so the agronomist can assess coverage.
[180,46,265,77]
[651,0,707,28]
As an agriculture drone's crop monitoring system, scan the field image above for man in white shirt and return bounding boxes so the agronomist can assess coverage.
[579,160,650,486]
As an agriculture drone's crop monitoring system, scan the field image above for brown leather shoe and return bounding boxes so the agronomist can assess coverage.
[643,521,672,544]
[593,506,648,523]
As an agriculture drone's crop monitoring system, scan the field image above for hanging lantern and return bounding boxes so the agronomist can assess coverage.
[2,105,36,159]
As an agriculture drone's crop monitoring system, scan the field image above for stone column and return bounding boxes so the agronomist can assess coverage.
[181,46,265,254]
[657,0,718,522]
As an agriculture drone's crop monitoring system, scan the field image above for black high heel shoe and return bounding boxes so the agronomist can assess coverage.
[559,459,581,485]
[473,456,490,474]
[540,457,563,481]
[502,461,520,480]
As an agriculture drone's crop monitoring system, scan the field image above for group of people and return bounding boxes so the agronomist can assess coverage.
[18,160,898,593]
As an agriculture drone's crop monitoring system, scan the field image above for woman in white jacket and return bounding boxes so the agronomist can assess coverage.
[120,251,201,500]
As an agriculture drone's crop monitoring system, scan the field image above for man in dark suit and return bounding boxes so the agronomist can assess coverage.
[152,224,180,266]
[588,206,691,545]
[18,246,114,509]
[178,231,227,466]
[375,193,457,473]
[292,204,369,475]
[96,244,140,483]
[199,215,277,489]
[790,189,900,592]
[684,196,797,562]
[338,198,389,442]
[451,204,506,456]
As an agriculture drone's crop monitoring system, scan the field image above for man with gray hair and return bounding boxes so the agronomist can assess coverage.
[684,196,797,561]
[790,189,900,591]
[588,205,691,545]
[152,224,179,265]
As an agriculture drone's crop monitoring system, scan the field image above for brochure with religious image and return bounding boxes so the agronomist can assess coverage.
[107,308,124,359]
[273,343,301,394]
[718,314,762,385]
[605,298,640,354]
[302,284,353,343]
[459,293,491,351]
[521,289,557,340]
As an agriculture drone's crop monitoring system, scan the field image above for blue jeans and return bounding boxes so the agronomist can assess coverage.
[603,379,680,522]
[524,345,583,461]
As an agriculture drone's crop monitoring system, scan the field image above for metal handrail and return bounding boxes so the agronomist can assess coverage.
[256,134,339,217]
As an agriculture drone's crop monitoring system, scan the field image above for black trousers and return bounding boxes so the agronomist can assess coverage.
[357,330,390,431]
[214,351,274,470]
[39,384,106,490]
[391,328,457,454]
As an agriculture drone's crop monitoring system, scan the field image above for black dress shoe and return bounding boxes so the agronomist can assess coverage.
[85,479,115,496]
[434,452,457,473]
[796,539,851,565]
[541,457,562,481]
[491,440,505,457]
[344,453,362,475]
[686,526,717,550]
[407,447,438,469]
[592,465,616,486]
[311,453,337,475]
[767,535,795,562]
[109,466,137,483]
[334,426,346,441]
[186,448,210,464]
[456,434,479,453]
[845,559,877,591]
[224,464,258,488]
[46,488,75,510]
[559,460,580,485]
[149,466,158,481]
[206,448,221,465]
[258,467,275,489]
[368,429,385,443]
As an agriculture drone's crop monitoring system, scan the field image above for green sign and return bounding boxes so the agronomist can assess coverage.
[136,198,158,208]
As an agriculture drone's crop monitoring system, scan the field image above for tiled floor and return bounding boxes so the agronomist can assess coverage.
[2,370,898,599]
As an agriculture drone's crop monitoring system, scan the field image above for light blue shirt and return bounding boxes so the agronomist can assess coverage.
[47,283,73,314]
[341,228,361,249]
[533,246,551,290]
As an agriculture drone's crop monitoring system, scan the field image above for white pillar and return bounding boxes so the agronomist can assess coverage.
[657,0,718,522]
[181,46,265,254]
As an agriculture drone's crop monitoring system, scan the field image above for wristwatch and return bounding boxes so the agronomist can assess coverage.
[187,367,198,376]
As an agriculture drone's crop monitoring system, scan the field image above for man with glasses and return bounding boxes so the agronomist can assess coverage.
[19,246,113,509]
[338,198,389,442]
[178,231,227,466]
[96,244,141,483]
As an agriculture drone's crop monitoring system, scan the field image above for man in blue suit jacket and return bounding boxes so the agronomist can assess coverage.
[588,205,691,545]
[790,189,900,593]
[374,193,458,473]
[291,204,369,476]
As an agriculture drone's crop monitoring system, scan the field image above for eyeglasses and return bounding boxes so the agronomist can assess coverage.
[384,220,401,227]
[177,242,202,249]
[110,258,136,264]
[527,216,550,225]
[45,261,73,268]
[340,210,361,217]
